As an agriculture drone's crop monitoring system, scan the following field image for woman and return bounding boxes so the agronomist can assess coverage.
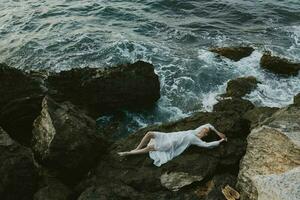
[118,123,227,166]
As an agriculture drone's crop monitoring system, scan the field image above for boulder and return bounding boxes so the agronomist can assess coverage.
[32,96,108,184]
[0,96,44,146]
[0,63,45,146]
[260,52,300,76]
[222,76,259,98]
[0,127,38,200]
[237,104,300,200]
[209,47,254,61]
[213,98,254,115]
[47,61,160,117]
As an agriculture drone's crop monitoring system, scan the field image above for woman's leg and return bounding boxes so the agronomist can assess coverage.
[134,132,155,150]
[118,145,155,156]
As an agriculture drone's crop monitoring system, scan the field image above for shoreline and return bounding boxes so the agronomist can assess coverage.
[0,47,299,199]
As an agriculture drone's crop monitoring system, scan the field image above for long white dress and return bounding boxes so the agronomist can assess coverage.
[148,123,222,167]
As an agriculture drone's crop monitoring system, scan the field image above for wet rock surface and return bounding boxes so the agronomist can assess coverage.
[260,52,300,76]
[213,98,254,115]
[209,46,254,61]
[47,60,160,117]
[0,127,39,200]
[32,96,108,184]
[222,76,259,98]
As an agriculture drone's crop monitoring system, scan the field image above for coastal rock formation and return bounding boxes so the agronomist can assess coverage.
[0,63,45,146]
[209,46,254,61]
[0,96,44,146]
[0,127,38,200]
[213,98,254,115]
[243,106,279,129]
[222,76,259,98]
[237,104,300,200]
[213,76,259,117]
[76,109,250,199]
[260,52,300,75]
[47,60,160,117]
[32,96,108,184]
[0,63,44,110]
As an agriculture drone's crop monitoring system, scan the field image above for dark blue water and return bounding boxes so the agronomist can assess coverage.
[0,0,300,133]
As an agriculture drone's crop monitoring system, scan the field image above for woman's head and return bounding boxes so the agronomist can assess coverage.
[197,127,210,138]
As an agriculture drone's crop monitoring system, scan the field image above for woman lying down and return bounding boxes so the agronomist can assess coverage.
[118,123,227,166]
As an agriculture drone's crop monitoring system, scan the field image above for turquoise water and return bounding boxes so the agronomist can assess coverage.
[0,0,300,134]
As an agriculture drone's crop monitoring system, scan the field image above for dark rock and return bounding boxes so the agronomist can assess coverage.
[209,47,254,61]
[0,63,44,110]
[34,179,71,200]
[195,174,237,200]
[77,184,141,200]
[204,174,237,200]
[0,96,44,146]
[213,98,254,115]
[47,61,160,117]
[222,76,259,98]
[0,127,38,200]
[243,106,279,128]
[96,112,128,140]
[293,93,300,106]
[0,63,45,146]
[260,52,300,76]
[32,96,108,184]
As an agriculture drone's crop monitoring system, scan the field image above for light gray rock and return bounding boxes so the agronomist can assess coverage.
[253,167,300,200]
[160,171,204,191]
[237,104,300,200]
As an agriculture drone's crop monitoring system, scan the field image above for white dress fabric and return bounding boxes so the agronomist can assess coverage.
[148,123,222,167]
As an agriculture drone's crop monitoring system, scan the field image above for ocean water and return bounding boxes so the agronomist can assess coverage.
[0,0,299,134]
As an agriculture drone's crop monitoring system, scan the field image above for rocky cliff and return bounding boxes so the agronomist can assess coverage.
[236,97,300,200]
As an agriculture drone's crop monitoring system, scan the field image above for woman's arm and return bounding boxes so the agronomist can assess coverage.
[192,137,225,149]
[206,123,226,139]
